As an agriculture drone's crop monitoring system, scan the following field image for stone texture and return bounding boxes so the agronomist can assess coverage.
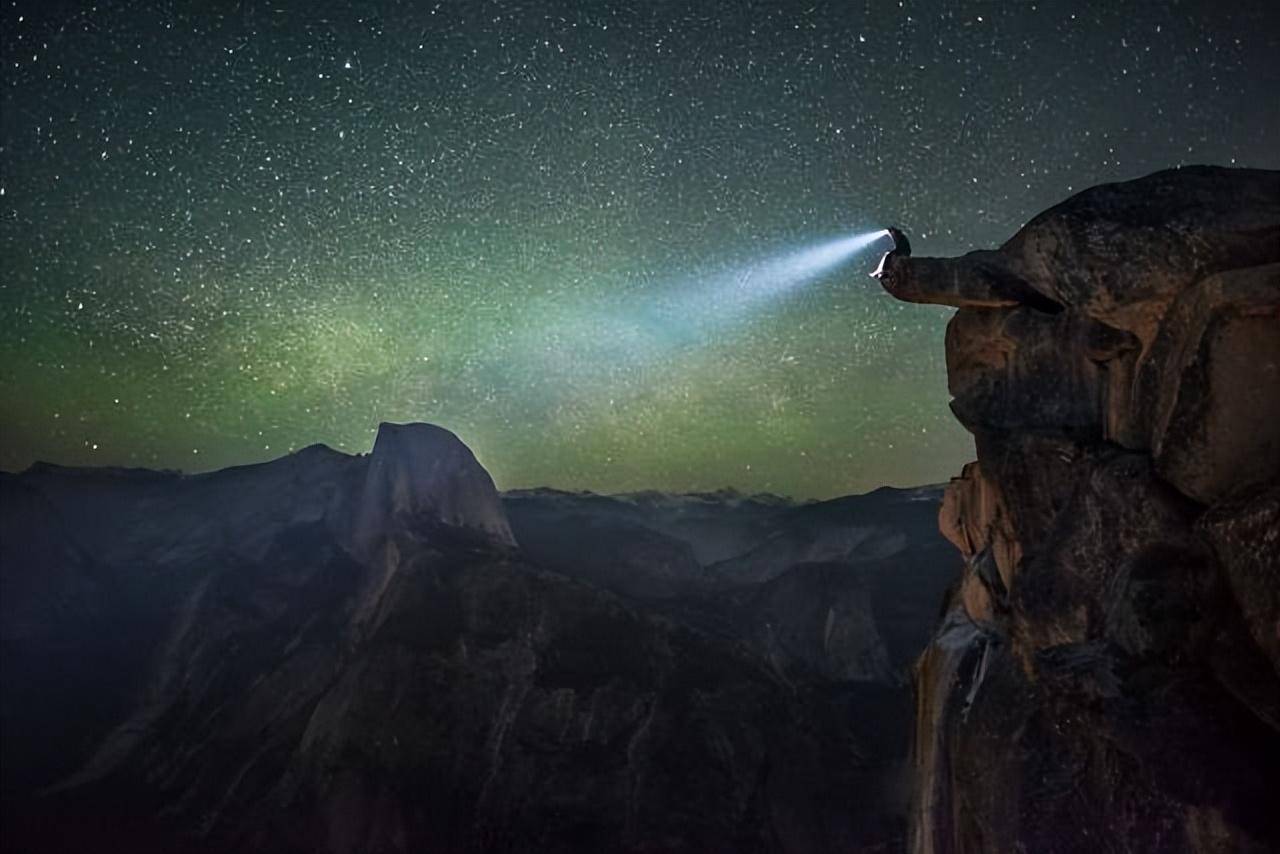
[880,166,1280,854]
[1198,484,1280,677]
[1144,264,1280,503]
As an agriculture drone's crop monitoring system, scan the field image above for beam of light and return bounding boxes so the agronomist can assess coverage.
[625,228,893,351]
[504,228,894,389]
[701,229,891,314]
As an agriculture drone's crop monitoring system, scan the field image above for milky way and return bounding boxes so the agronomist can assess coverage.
[2,0,1277,497]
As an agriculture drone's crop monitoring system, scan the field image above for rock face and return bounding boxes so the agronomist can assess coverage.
[2,424,954,853]
[876,166,1280,853]
[350,422,516,556]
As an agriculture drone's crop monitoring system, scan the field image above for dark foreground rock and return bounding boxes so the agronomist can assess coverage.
[876,166,1280,853]
[2,423,954,853]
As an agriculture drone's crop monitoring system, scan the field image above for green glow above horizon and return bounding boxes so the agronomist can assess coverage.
[3,1,1276,497]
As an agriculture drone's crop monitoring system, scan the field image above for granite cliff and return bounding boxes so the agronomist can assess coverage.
[875,166,1280,853]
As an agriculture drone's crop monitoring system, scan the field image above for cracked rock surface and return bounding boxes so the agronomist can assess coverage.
[881,167,1280,854]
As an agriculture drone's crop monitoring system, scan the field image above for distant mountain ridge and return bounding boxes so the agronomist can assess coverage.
[503,483,955,684]
[2,422,957,853]
[15,422,510,563]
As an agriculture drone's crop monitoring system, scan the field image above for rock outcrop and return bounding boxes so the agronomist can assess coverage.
[877,166,1280,853]
[349,422,516,557]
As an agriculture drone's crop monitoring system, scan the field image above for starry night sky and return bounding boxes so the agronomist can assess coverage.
[2,0,1278,497]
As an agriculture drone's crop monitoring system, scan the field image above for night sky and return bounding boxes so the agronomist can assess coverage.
[2,1,1278,498]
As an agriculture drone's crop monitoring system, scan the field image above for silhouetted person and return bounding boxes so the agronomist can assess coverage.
[886,226,911,257]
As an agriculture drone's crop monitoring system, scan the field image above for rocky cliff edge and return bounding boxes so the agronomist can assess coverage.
[876,166,1280,853]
